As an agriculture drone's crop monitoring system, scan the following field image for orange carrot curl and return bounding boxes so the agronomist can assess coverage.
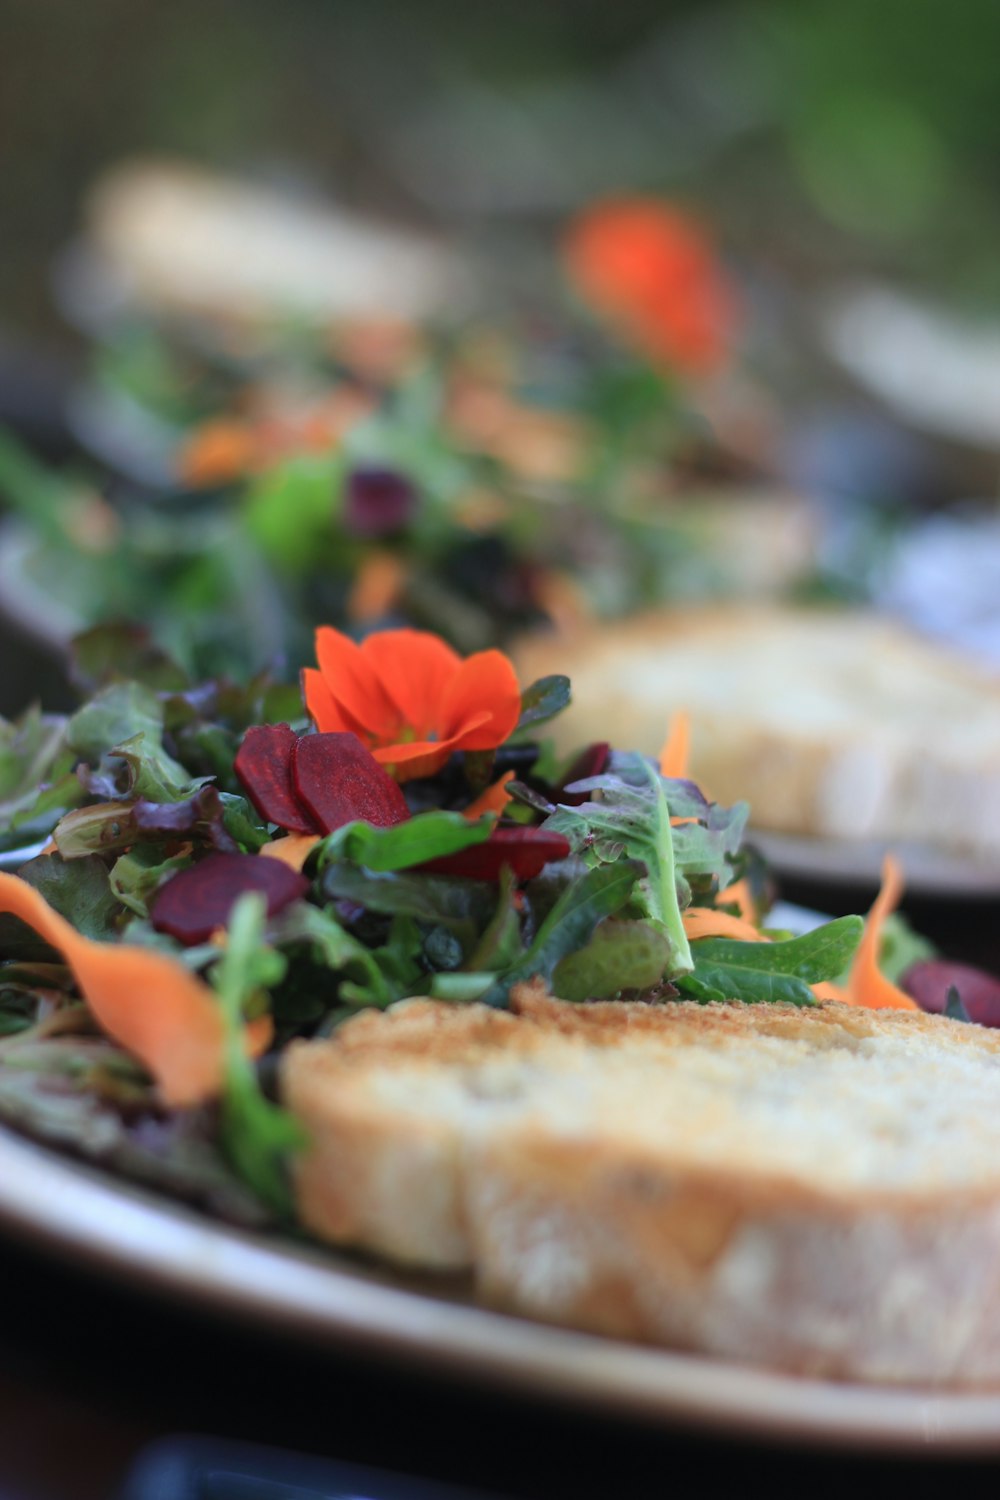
[0,873,269,1107]
[659,710,691,781]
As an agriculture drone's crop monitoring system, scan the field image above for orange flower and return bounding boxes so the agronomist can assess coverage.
[563,197,738,375]
[303,626,522,782]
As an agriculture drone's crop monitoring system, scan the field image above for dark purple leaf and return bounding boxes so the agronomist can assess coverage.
[150,853,309,945]
[133,785,240,852]
[902,959,1000,1028]
[292,732,410,834]
[343,466,419,538]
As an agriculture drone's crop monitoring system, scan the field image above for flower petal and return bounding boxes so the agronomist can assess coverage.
[360,629,461,737]
[0,872,234,1108]
[370,709,494,783]
[438,649,521,748]
[314,626,400,738]
[302,667,359,737]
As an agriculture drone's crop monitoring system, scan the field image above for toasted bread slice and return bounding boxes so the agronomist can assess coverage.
[512,603,1000,860]
[282,984,1000,1385]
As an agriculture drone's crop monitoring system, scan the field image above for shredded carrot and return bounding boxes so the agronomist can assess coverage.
[347,550,407,622]
[0,873,269,1107]
[463,771,514,821]
[683,906,768,943]
[840,854,919,1011]
[177,420,255,488]
[659,710,690,780]
[259,834,321,873]
[716,876,756,922]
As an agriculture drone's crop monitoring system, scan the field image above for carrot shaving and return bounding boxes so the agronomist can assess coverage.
[683,906,768,943]
[716,876,756,922]
[840,854,919,1011]
[0,873,268,1107]
[659,710,690,780]
[463,771,514,821]
[347,550,407,622]
[258,834,321,873]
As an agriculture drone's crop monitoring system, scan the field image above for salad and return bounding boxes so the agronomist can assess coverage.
[0,621,913,1230]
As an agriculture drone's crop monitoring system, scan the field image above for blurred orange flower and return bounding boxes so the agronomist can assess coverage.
[303,626,522,782]
[563,197,738,375]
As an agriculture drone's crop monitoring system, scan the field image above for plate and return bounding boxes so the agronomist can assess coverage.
[752,828,1000,898]
[2,1123,1000,1454]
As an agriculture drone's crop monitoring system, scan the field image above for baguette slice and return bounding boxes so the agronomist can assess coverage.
[512,604,1000,860]
[282,984,1000,1386]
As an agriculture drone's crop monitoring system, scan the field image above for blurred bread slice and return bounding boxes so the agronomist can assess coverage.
[84,159,474,325]
[513,603,1000,861]
[283,983,1000,1383]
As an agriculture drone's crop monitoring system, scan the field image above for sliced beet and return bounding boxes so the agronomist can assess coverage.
[150,852,309,945]
[234,723,317,835]
[424,827,571,881]
[901,959,1000,1028]
[292,731,410,834]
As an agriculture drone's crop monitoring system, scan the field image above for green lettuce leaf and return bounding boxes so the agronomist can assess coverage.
[674,916,864,1007]
[318,809,494,873]
[479,858,643,1008]
[542,754,694,975]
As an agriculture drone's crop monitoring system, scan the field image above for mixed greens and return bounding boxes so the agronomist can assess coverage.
[0,620,862,1226]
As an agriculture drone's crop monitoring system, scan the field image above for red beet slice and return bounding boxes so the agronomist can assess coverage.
[424,827,571,881]
[901,959,1000,1028]
[234,724,316,835]
[150,852,309,945]
[292,731,410,834]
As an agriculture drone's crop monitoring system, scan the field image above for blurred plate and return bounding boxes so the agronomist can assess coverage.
[753,827,1000,897]
[3,1121,1000,1452]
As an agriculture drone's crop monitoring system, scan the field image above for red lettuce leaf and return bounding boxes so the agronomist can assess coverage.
[556,742,610,806]
[150,852,309,945]
[292,732,410,835]
[133,785,241,852]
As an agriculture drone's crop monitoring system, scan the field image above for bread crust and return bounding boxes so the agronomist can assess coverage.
[282,987,1000,1384]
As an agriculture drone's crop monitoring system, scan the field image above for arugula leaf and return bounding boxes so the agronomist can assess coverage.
[510,676,571,740]
[552,919,672,1002]
[318,810,494,873]
[467,868,522,972]
[15,854,121,940]
[210,893,305,1217]
[267,901,399,1009]
[68,622,189,694]
[69,683,202,802]
[543,754,693,975]
[110,845,192,918]
[674,916,864,1008]
[479,859,642,1008]
[322,864,496,930]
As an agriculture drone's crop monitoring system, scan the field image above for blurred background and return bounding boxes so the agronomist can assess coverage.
[3,0,1000,883]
